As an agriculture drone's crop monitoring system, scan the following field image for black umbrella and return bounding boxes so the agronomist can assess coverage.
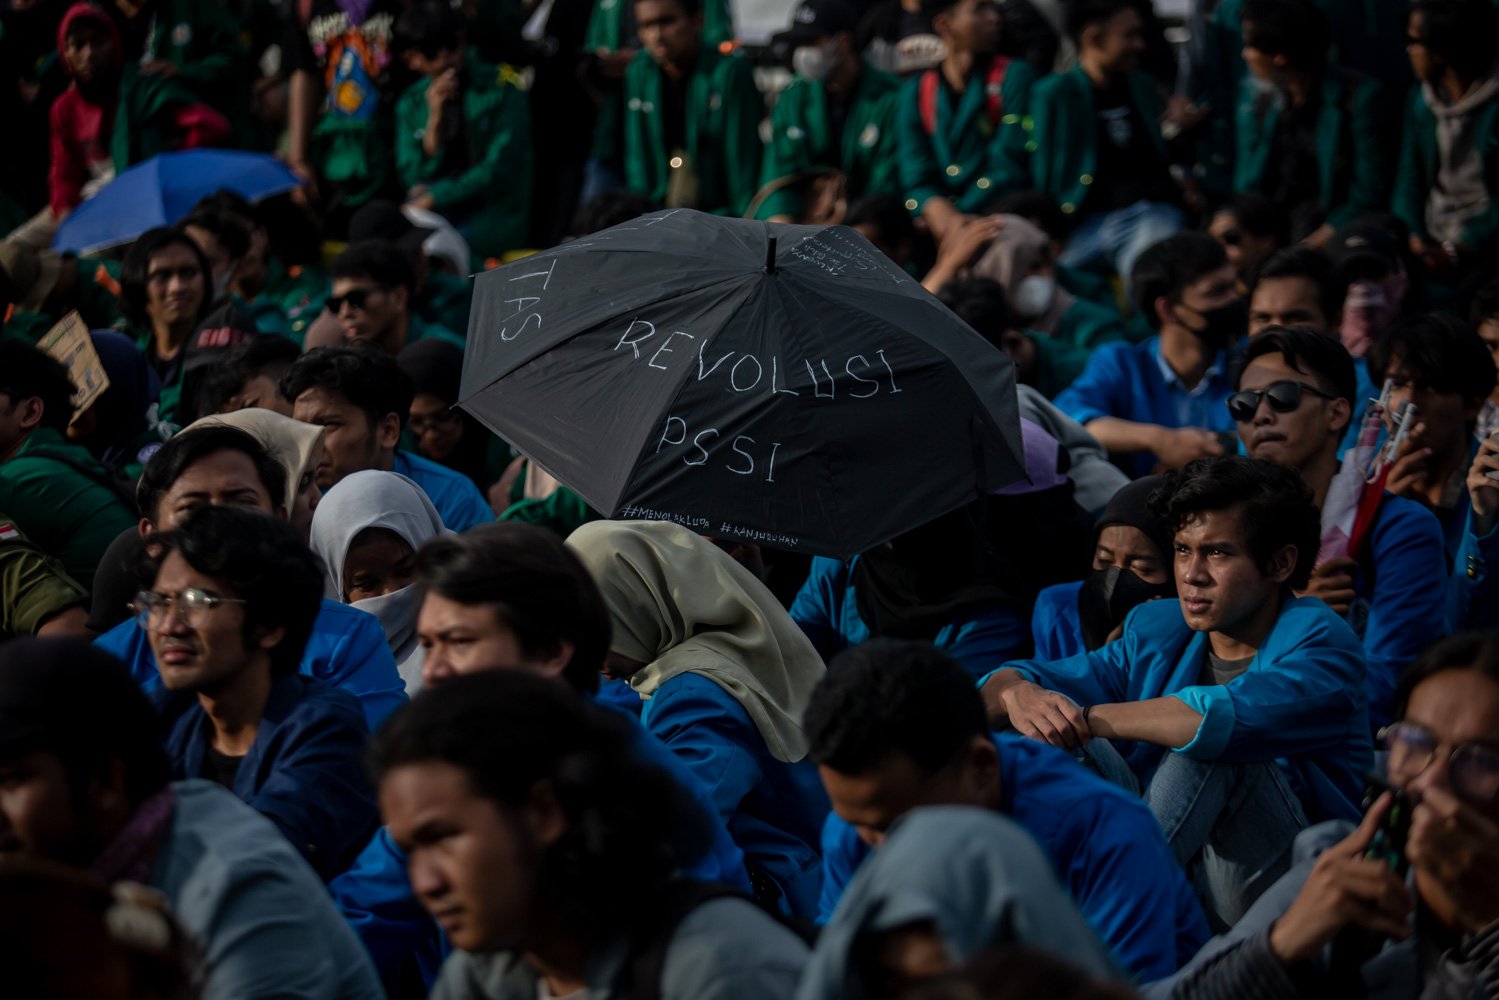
[459,209,1026,558]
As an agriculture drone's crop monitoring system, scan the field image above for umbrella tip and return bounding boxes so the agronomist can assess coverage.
[764,235,777,275]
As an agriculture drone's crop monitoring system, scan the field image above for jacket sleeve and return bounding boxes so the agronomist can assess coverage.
[1357,500,1447,729]
[940,607,1031,682]
[428,84,532,211]
[1446,511,1499,633]
[329,828,448,985]
[642,675,765,824]
[394,83,430,192]
[1391,90,1429,239]
[988,628,1136,709]
[1053,342,1133,426]
[787,557,848,661]
[862,91,904,198]
[309,608,408,730]
[722,58,766,217]
[1325,76,1389,229]
[817,814,866,924]
[1461,110,1499,249]
[895,74,944,213]
[1028,77,1061,199]
[48,99,86,217]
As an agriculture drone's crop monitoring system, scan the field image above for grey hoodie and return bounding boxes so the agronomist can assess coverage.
[1425,71,1499,244]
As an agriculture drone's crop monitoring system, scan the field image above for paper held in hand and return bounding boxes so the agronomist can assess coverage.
[39,311,110,425]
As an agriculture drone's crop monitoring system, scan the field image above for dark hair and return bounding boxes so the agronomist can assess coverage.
[1393,631,1499,721]
[279,344,416,432]
[845,194,917,248]
[1215,193,1290,246]
[937,278,1015,350]
[146,505,322,676]
[1412,0,1499,81]
[0,340,77,433]
[1132,232,1230,329]
[1251,245,1344,323]
[193,188,256,225]
[415,524,612,696]
[369,670,713,943]
[179,206,250,262]
[120,228,212,330]
[330,241,418,296]
[993,190,1067,241]
[191,334,303,416]
[805,639,987,774]
[921,0,961,24]
[1064,0,1138,41]
[1149,455,1321,590]
[632,0,703,17]
[394,0,468,54]
[569,190,661,238]
[1240,325,1358,406]
[1241,0,1329,71]
[1367,313,1498,406]
[1469,276,1499,327]
[135,424,287,523]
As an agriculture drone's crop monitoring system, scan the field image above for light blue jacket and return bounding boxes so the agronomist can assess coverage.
[1448,507,1499,634]
[95,598,408,730]
[818,734,1208,983]
[392,449,493,532]
[1031,580,1086,661]
[989,597,1372,823]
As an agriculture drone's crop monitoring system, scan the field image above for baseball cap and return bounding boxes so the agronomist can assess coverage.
[781,0,860,46]
[347,199,435,257]
[1328,219,1402,279]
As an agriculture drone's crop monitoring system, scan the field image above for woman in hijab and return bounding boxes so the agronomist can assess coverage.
[1030,476,1177,661]
[567,519,829,918]
[970,215,1130,352]
[795,807,1120,1000]
[396,339,505,495]
[66,330,162,470]
[310,470,448,696]
[186,407,325,540]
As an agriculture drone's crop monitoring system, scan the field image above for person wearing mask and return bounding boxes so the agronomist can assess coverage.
[140,505,378,881]
[756,0,902,225]
[980,456,1372,928]
[91,424,406,729]
[311,470,448,694]
[0,516,90,640]
[1208,193,1290,285]
[0,637,383,997]
[804,640,1208,981]
[179,204,252,312]
[0,340,137,592]
[326,241,464,355]
[1326,219,1413,361]
[568,519,830,917]
[281,345,493,531]
[1163,631,1499,998]
[1231,327,1447,729]
[1054,232,1244,477]
[937,276,1089,399]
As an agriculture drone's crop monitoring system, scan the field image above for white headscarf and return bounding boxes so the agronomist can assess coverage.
[186,408,324,514]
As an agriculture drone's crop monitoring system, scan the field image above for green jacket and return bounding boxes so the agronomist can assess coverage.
[110,64,217,174]
[1233,69,1386,230]
[1029,68,1166,219]
[395,61,533,258]
[1393,86,1499,249]
[0,514,88,638]
[1056,297,1129,352]
[243,259,328,345]
[755,62,901,220]
[615,48,764,217]
[0,428,137,591]
[584,0,733,51]
[1025,331,1090,400]
[419,271,473,338]
[896,58,1038,215]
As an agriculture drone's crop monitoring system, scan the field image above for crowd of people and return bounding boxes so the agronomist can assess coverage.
[3,0,1499,996]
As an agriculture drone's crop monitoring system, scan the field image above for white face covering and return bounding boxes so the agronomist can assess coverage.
[793,39,840,81]
[353,583,425,694]
[1012,274,1056,319]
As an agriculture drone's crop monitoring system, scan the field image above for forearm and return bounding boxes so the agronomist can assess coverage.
[422,115,443,158]
[922,196,961,243]
[1088,696,1202,749]
[978,667,1032,723]
[287,69,318,166]
[1085,417,1166,455]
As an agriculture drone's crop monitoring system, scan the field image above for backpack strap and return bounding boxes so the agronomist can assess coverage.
[919,68,940,135]
[983,54,1011,126]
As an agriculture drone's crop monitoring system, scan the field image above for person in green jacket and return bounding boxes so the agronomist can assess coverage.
[894,0,1037,243]
[1233,0,1386,246]
[328,241,463,355]
[0,242,124,343]
[938,276,1090,399]
[109,0,247,126]
[754,0,901,223]
[0,341,137,592]
[608,0,764,216]
[1033,0,1183,295]
[395,2,533,261]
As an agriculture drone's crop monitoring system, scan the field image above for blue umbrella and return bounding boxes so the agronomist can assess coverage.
[53,150,301,255]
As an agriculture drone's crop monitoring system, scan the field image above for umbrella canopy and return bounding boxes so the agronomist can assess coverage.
[459,210,1027,558]
[53,150,301,255]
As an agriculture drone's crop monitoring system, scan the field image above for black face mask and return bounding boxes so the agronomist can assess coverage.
[1076,566,1174,651]
[1184,297,1247,347]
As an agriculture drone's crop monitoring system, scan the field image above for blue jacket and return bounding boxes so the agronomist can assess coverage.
[96,598,407,730]
[1054,338,1238,478]
[991,597,1372,823]
[789,556,1031,682]
[818,734,1208,982]
[1031,580,1086,661]
[157,674,378,881]
[1448,508,1499,634]
[329,698,753,987]
[640,672,828,918]
[392,449,493,532]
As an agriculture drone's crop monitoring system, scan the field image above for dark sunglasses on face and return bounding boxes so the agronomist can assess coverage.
[1226,379,1337,422]
[326,287,384,314]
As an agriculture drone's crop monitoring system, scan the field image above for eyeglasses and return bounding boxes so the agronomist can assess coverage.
[326,287,384,314]
[1225,379,1337,423]
[131,588,246,630]
[409,409,462,435]
[1381,721,1499,803]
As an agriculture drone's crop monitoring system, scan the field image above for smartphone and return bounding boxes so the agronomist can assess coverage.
[1361,773,1412,878]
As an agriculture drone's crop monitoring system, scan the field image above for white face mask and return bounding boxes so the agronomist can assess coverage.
[352,583,423,658]
[1012,274,1056,319]
[793,40,840,81]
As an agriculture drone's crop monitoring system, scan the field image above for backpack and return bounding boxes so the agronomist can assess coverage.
[918,55,1011,135]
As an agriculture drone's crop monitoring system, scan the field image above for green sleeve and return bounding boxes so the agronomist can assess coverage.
[721,58,765,217]
[1326,76,1389,228]
[1391,91,1429,239]
[895,74,942,213]
[584,0,622,51]
[979,59,1036,194]
[394,80,435,192]
[0,526,88,638]
[702,0,733,47]
[1028,77,1061,200]
[756,85,809,220]
[428,83,533,211]
[861,91,904,198]
[165,5,242,98]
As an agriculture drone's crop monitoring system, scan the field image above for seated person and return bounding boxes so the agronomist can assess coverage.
[1471,277,1499,439]
[138,505,377,881]
[1054,232,1243,477]
[118,228,216,423]
[0,515,90,640]
[346,200,474,338]
[92,424,406,728]
[1247,246,1344,338]
[189,333,300,419]
[1031,475,1175,661]
[757,0,901,225]
[1208,193,1289,284]
[397,338,509,501]
[1232,326,1447,728]
[894,0,1038,240]
[805,639,1208,981]
[326,241,463,355]
[0,341,137,592]
[0,637,382,996]
[281,344,493,531]
[1032,0,1183,292]
[68,330,165,473]
[1451,433,1499,631]
[1163,631,1499,998]
[1233,0,1386,245]
[980,456,1372,927]
[184,406,327,541]
[568,519,830,917]
[374,671,810,998]
[938,276,1090,400]
[1328,218,1413,360]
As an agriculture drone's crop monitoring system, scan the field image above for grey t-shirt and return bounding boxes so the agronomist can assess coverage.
[1203,652,1254,687]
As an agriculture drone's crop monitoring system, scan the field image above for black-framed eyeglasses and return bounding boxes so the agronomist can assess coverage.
[1381,721,1499,803]
[1226,379,1337,423]
[409,409,462,436]
[326,287,385,314]
[131,588,247,630]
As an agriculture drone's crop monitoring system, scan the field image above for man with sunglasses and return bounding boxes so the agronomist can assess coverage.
[1231,327,1447,730]
[1164,630,1499,998]
[137,504,378,881]
[326,241,462,357]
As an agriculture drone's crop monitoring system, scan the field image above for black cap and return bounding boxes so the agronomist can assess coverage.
[1328,220,1401,279]
[782,0,859,46]
[347,199,433,256]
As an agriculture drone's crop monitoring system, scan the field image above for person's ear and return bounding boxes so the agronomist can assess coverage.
[534,639,577,680]
[89,757,133,824]
[255,624,287,652]
[390,284,410,315]
[524,779,568,849]
[1267,544,1297,584]
[1153,295,1176,330]
[376,412,402,451]
[138,517,156,538]
[1327,396,1352,435]
[963,735,1000,801]
[14,396,46,432]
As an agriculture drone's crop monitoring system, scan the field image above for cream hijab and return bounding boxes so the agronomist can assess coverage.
[567,520,826,762]
[186,408,324,514]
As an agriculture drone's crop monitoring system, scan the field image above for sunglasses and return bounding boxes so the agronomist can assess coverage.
[1226,379,1336,423]
[326,287,385,314]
